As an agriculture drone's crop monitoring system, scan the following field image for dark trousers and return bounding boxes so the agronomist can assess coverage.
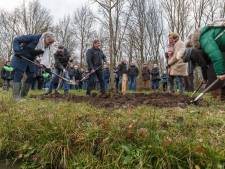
[184,74,194,92]
[162,82,168,91]
[13,68,34,84]
[3,79,11,90]
[86,69,105,95]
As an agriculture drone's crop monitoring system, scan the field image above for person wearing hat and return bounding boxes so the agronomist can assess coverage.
[11,32,55,100]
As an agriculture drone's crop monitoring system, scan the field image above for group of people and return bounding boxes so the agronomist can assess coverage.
[0,19,224,101]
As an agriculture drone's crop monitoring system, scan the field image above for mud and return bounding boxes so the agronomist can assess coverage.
[32,92,208,109]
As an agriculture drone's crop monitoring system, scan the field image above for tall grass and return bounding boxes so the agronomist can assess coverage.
[0,90,224,168]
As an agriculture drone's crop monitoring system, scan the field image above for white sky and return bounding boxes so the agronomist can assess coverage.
[0,0,96,20]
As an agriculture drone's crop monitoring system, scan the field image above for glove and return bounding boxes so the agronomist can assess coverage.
[63,69,66,73]
[166,65,171,69]
[45,68,52,74]
[32,49,44,56]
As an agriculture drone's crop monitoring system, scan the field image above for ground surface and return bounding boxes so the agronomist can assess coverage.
[32,92,207,109]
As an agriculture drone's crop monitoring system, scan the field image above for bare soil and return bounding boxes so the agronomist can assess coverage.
[32,92,208,109]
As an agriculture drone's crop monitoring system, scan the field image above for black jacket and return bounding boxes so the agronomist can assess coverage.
[54,48,70,70]
[118,62,128,77]
[128,65,139,77]
[151,67,160,81]
[86,47,106,70]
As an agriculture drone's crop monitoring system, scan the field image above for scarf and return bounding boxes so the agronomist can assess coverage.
[35,32,54,68]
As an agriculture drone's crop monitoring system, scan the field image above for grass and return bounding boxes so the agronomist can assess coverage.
[0,89,224,169]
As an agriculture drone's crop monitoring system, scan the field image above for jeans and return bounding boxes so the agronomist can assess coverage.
[13,68,34,84]
[49,68,70,92]
[152,80,160,90]
[128,76,137,91]
[169,76,184,94]
[104,78,110,91]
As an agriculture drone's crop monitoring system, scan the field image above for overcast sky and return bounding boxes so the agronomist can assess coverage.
[0,0,96,20]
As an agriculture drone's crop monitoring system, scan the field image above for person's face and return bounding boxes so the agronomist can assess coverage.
[44,35,55,47]
[168,36,174,44]
[94,41,101,49]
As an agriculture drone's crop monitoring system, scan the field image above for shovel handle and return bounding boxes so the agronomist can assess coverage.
[193,78,220,102]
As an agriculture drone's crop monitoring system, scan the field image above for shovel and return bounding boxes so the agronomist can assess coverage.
[20,56,77,85]
[191,81,204,98]
[190,78,220,104]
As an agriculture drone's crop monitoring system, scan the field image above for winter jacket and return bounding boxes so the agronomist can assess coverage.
[142,66,150,81]
[11,34,42,72]
[151,67,160,81]
[86,47,106,70]
[161,73,168,83]
[54,48,70,70]
[103,68,110,80]
[183,48,209,81]
[1,65,14,80]
[168,40,188,76]
[128,65,139,77]
[200,26,225,75]
[117,62,128,77]
[74,69,82,80]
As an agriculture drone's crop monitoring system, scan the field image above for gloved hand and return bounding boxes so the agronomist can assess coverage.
[91,69,95,73]
[45,68,52,74]
[32,49,44,56]
[166,65,171,69]
[217,74,225,81]
[63,69,66,73]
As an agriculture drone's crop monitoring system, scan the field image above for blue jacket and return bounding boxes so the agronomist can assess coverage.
[11,34,42,73]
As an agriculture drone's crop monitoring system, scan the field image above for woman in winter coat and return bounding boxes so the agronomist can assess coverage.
[167,32,188,94]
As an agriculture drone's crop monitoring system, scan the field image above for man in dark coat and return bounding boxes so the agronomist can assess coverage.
[11,32,55,100]
[86,40,107,96]
[47,45,71,95]
[128,63,139,91]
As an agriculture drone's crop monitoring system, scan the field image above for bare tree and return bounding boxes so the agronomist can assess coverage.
[161,0,192,40]
[71,5,95,67]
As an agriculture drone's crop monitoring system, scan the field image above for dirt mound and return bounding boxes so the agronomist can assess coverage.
[32,92,207,109]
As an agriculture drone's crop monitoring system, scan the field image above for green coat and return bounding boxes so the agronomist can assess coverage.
[200,26,225,75]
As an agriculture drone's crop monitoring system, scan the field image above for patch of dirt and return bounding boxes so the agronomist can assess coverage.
[31,92,208,109]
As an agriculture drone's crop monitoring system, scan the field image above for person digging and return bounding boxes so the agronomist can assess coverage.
[46,45,71,95]
[183,20,225,101]
[11,32,55,101]
[86,40,107,98]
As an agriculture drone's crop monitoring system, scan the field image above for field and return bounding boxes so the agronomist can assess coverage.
[0,89,224,169]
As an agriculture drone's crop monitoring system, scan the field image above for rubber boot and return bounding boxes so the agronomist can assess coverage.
[12,82,22,101]
[20,83,30,98]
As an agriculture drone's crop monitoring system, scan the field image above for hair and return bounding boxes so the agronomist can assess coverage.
[92,39,100,47]
[43,32,55,40]
[168,32,180,41]
[191,30,201,49]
